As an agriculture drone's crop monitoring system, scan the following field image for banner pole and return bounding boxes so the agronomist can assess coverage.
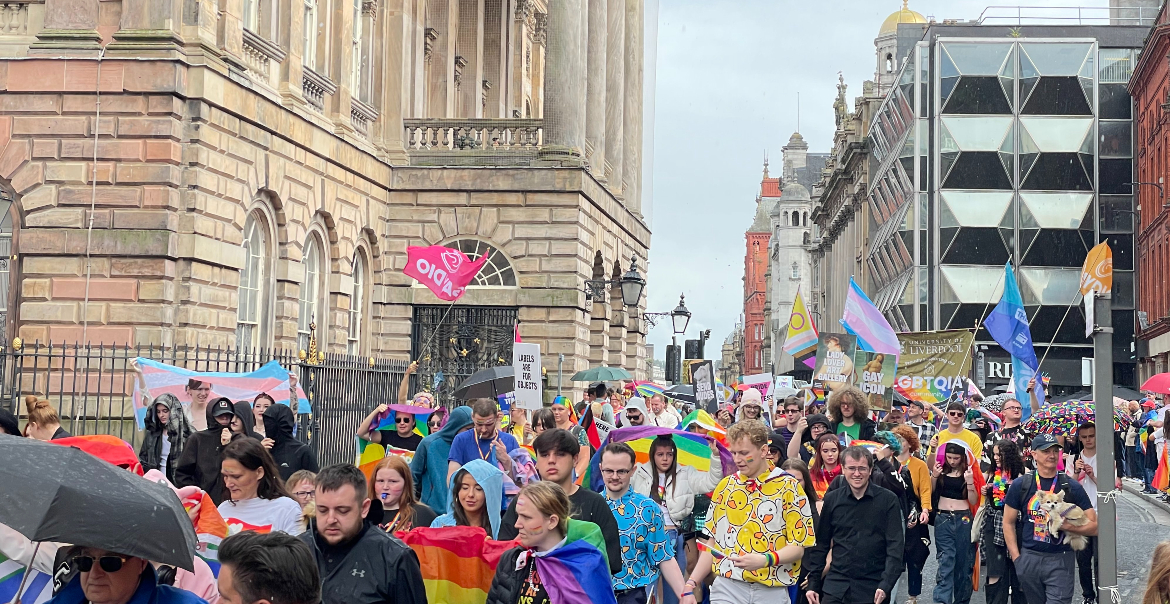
[414,299,458,364]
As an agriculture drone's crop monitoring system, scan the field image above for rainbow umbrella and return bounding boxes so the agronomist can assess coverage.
[635,383,665,398]
[1021,400,1131,438]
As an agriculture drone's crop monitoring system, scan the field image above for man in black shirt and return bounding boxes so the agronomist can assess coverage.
[496,428,622,574]
[805,446,904,604]
[356,403,425,452]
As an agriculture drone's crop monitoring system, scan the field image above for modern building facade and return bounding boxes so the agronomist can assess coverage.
[0,0,657,406]
[1129,1,1170,383]
[867,22,1146,392]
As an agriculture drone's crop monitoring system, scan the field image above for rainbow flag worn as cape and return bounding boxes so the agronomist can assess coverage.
[400,527,518,604]
[133,358,309,429]
[0,554,52,604]
[357,437,386,482]
[529,539,618,604]
[586,426,734,493]
[374,404,435,438]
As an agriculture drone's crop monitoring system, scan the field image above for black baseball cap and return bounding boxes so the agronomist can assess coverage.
[1030,434,1061,451]
[907,399,925,409]
[210,398,235,418]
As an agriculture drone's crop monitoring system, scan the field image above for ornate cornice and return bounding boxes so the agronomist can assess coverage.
[533,12,547,45]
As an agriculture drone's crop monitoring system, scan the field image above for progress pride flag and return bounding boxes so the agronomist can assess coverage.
[404,245,488,301]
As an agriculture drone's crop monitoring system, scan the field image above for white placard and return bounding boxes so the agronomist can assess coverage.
[512,342,543,409]
[594,418,614,444]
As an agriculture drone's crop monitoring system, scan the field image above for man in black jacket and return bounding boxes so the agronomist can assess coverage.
[805,446,904,604]
[263,403,319,480]
[174,397,240,504]
[300,464,426,604]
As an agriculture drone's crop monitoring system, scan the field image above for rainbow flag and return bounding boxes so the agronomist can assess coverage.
[586,426,734,492]
[357,437,386,482]
[680,409,727,445]
[400,526,518,604]
[0,554,52,604]
[783,288,819,356]
[635,383,666,399]
[133,358,309,429]
[374,404,435,438]
[1154,444,1169,492]
[178,489,230,576]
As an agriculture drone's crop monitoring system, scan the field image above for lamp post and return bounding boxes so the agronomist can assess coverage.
[584,254,646,308]
[646,294,691,383]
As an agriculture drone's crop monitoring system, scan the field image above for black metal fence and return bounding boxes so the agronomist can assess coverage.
[2,341,408,468]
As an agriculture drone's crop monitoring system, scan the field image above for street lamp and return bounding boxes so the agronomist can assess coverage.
[584,254,646,308]
[671,295,691,334]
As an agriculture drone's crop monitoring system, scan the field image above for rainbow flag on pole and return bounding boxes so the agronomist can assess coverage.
[783,288,819,357]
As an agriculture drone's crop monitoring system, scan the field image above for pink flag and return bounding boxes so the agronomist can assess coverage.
[404,245,489,301]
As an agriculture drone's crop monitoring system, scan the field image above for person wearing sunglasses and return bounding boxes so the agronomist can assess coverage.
[930,401,984,465]
[356,403,424,453]
[51,547,206,604]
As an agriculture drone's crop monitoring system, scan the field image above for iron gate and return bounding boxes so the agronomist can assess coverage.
[409,305,517,408]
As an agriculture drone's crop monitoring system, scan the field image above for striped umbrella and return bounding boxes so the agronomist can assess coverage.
[1021,400,1131,437]
[635,383,665,398]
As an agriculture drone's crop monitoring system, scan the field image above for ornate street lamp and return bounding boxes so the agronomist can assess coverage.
[584,254,645,308]
[671,294,691,335]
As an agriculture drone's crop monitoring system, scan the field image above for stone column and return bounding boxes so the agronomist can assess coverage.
[425,0,458,118]
[604,0,624,195]
[540,0,586,162]
[456,0,485,118]
[482,0,507,118]
[379,0,411,164]
[622,0,642,213]
[106,0,184,53]
[585,0,607,180]
[31,0,101,52]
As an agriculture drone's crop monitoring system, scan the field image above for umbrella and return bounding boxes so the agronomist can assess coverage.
[0,437,197,570]
[454,366,514,400]
[634,383,665,398]
[1140,373,1170,395]
[773,386,800,400]
[1020,400,1132,438]
[663,384,697,404]
[570,366,633,382]
[1053,385,1145,403]
[993,384,1011,393]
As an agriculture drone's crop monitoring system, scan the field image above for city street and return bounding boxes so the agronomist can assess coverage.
[895,487,1170,604]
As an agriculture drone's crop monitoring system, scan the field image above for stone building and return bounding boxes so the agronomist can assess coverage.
[718,320,743,386]
[0,0,656,405]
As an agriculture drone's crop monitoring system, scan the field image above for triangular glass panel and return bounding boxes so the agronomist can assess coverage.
[941,76,959,106]
[1000,121,1015,153]
[942,191,1014,228]
[943,42,1013,76]
[944,77,1013,114]
[1000,196,1016,229]
[999,152,1014,179]
[940,303,960,328]
[1079,51,1095,80]
[1022,153,1093,191]
[1020,48,1039,80]
[1078,206,1094,230]
[1000,76,1015,112]
[1022,77,1093,115]
[1020,202,1038,229]
[943,153,1013,190]
[1019,123,1038,155]
[940,121,959,153]
[1019,117,1093,152]
[1020,152,1038,181]
[1000,44,1017,80]
[941,46,959,79]
[940,227,959,257]
[1079,126,1094,155]
[941,151,959,184]
[1079,77,1095,111]
[1020,76,1039,108]
[1021,43,1094,76]
[1020,192,1093,228]
[1078,153,1096,186]
[941,116,1014,151]
[999,227,1015,254]
[1019,228,1039,257]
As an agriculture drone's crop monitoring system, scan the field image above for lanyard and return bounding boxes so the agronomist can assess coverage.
[1035,471,1057,494]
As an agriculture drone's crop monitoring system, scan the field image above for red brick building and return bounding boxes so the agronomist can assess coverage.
[743,171,781,375]
[1131,4,1170,380]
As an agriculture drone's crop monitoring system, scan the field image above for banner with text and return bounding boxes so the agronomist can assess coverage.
[854,349,897,411]
[894,329,975,404]
[512,342,543,409]
[689,360,718,414]
[812,333,858,392]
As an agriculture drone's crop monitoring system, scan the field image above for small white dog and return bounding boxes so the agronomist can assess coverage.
[1037,490,1089,551]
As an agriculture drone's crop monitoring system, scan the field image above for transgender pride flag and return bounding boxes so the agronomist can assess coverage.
[840,277,902,355]
[133,358,309,429]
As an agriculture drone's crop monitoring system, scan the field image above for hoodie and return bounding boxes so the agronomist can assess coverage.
[262,404,319,480]
[411,406,474,512]
[232,401,261,440]
[429,459,505,538]
[174,398,242,505]
[621,397,648,427]
[139,393,194,484]
[795,413,834,462]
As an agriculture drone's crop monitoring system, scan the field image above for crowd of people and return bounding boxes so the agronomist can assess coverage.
[2,363,1170,604]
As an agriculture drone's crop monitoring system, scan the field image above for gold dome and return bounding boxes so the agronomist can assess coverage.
[879,0,927,35]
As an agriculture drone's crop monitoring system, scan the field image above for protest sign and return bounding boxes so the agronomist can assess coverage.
[854,350,897,411]
[741,372,774,414]
[894,329,974,404]
[775,375,794,390]
[812,333,857,392]
[511,342,543,409]
[689,360,718,414]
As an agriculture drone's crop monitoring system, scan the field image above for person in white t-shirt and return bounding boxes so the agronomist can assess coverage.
[217,438,305,536]
[1067,422,1120,604]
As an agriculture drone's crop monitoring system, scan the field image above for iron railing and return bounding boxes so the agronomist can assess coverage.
[3,340,408,468]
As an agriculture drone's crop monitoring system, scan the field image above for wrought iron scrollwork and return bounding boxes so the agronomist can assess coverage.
[411,306,517,408]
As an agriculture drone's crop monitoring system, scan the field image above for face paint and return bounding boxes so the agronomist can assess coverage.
[744,455,755,464]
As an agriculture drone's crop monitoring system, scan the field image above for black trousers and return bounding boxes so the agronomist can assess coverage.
[1076,536,1098,601]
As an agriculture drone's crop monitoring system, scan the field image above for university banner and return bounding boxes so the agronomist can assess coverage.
[894,330,975,404]
[811,333,857,393]
[854,349,897,411]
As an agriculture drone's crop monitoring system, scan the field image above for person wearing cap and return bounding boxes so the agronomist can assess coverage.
[878,403,906,431]
[764,433,786,468]
[176,397,245,504]
[905,399,938,459]
[787,412,834,463]
[1003,434,1097,604]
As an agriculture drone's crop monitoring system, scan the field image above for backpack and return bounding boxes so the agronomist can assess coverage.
[1013,470,1072,549]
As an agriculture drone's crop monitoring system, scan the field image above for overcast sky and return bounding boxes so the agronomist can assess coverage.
[644,0,1119,361]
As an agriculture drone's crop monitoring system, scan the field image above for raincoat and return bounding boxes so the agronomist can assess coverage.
[430,459,505,538]
[139,394,194,484]
[175,398,243,505]
[411,406,473,512]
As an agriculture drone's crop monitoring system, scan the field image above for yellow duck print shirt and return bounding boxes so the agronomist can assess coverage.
[704,467,817,587]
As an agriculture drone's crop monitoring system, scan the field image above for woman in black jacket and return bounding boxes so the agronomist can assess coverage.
[174,397,242,504]
[262,403,319,480]
[231,401,262,440]
[138,393,194,483]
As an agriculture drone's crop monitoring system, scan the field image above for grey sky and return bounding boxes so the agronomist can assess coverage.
[644,0,1116,361]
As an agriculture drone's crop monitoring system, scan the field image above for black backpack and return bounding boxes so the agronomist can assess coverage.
[1013,471,1072,548]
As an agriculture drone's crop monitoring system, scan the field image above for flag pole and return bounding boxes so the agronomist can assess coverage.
[414,298,458,364]
[1035,291,1082,368]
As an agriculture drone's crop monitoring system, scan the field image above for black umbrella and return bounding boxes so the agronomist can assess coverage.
[0,437,197,570]
[454,366,515,400]
[663,384,697,404]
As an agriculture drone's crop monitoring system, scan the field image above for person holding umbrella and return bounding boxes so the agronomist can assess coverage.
[46,547,208,604]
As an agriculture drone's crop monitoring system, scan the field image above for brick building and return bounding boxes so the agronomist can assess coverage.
[743,169,776,375]
[0,0,655,406]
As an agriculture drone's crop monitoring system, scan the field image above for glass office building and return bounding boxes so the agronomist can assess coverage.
[867,25,1147,390]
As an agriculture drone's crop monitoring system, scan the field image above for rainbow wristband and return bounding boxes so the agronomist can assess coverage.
[764,551,780,567]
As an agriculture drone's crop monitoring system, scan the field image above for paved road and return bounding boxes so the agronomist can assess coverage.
[893,486,1170,603]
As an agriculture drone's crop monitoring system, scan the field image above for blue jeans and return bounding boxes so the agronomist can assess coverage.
[933,510,974,604]
[659,529,687,604]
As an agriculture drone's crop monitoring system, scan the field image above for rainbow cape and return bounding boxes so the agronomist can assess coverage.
[133,358,309,429]
[531,538,618,604]
[679,409,728,445]
[400,526,518,604]
[1154,443,1169,492]
[586,426,734,493]
[357,437,386,482]
[0,553,52,604]
[374,404,435,438]
[179,489,229,576]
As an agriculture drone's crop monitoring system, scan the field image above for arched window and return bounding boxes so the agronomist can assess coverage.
[348,251,368,355]
[298,235,327,351]
[791,212,799,226]
[791,262,800,279]
[304,0,319,71]
[803,212,809,226]
[444,239,516,286]
[237,211,273,349]
[0,193,13,343]
[783,211,789,225]
[886,53,894,73]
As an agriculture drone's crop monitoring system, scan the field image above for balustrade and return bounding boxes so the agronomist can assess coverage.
[403,119,543,151]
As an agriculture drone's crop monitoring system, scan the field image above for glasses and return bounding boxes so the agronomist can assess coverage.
[948,411,965,417]
[627,413,643,421]
[293,490,315,500]
[396,417,414,424]
[473,421,497,428]
[74,555,128,573]
[600,469,631,477]
[785,409,801,414]
[843,465,869,474]
[1003,406,1022,412]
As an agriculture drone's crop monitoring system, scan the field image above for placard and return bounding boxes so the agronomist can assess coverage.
[812,333,857,392]
[741,372,774,414]
[894,330,974,404]
[854,350,896,411]
[689,360,718,414]
[511,342,543,410]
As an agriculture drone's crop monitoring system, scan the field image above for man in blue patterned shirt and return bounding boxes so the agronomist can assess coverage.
[601,442,688,604]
